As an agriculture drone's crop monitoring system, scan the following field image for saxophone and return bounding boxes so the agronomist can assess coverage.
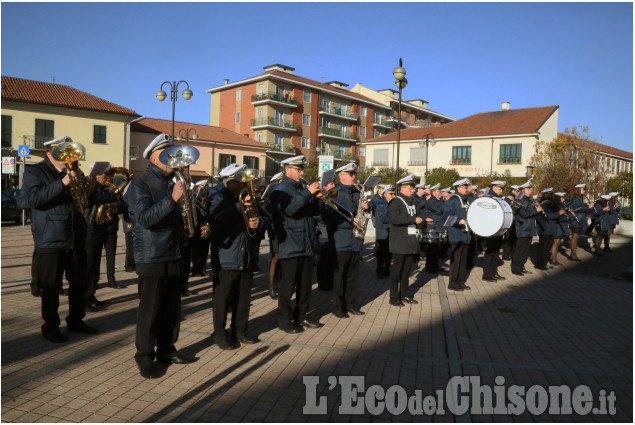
[352,191,371,240]
[95,167,134,225]
[51,139,89,215]
[234,168,265,238]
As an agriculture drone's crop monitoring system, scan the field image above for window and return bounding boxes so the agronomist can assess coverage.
[276,85,285,97]
[499,143,522,164]
[219,153,236,168]
[236,88,242,101]
[303,89,311,103]
[243,156,259,169]
[374,129,382,138]
[274,134,283,145]
[35,119,54,150]
[256,132,263,143]
[273,160,282,174]
[1,115,12,148]
[359,125,366,137]
[452,146,471,164]
[360,106,367,117]
[414,116,420,126]
[129,145,139,159]
[359,146,365,157]
[93,125,107,144]
[373,148,389,166]
[406,111,411,121]
[301,137,310,149]
[258,84,264,95]
[409,147,426,165]
[374,111,381,122]
[257,108,263,119]
[235,112,241,124]
[302,114,311,126]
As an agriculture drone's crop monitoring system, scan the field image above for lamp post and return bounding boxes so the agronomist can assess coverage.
[393,58,407,185]
[419,133,436,184]
[156,80,193,139]
[176,128,199,145]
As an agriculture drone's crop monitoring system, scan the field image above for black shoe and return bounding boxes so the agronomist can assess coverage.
[107,281,121,289]
[425,268,438,274]
[298,319,322,328]
[548,261,560,267]
[383,268,391,277]
[59,288,68,296]
[157,352,198,364]
[401,297,418,304]
[571,256,582,262]
[181,288,192,297]
[269,289,278,300]
[502,256,511,261]
[512,271,524,276]
[389,299,405,307]
[447,286,464,292]
[346,308,365,315]
[535,266,549,271]
[603,247,613,252]
[215,338,240,350]
[522,269,533,274]
[592,250,604,256]
[67,321,98,334]
[482,277,497,282]
[278,323,304,333]
[235,334,259,344]
[93,297,106,306]
[332,311,350,319]
[31,287,41,297]
[138,363,159,379]
[493,274,506,280]
[84,303,100,312]
[42,330,69,343]
[125,267,135,272]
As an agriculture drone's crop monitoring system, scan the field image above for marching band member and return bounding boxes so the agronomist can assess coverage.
[442,178,472,291]
[264,171,283,299]
[127,134,197,379]
[550,192,569,266]
[535,188,561,270]
[370,184,394,278]
[605,192,621,252]
[424,183,445,274]
[423,184,432,200]
[510,181,541,275]
[22,136,99,343]
[121,185,135,273]
[323,162,368,317]
[441,187,452,201]
[207,163,268,349]
[388,174,421,306]
[481,181,506,282]
[501,185,519,261]
[269,155,323,333]
[415,183,426,200]
[568,184,594,261]
[592,195,613,255]
[190,180,211,277]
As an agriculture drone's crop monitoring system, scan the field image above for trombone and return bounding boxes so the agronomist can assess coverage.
[300,177,364,233]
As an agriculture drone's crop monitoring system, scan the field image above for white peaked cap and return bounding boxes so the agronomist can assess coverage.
[280,155,307,166]
[575,183,586,188]
[429,183,441,190]
[335,162,358,173]
[271,171,283,181]
[396,174,416,186]
[143,133,172,159]
[452,178,470,187]
[219,163,247,178]
[541,188,553,193]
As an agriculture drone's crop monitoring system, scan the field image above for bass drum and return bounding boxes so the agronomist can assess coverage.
[466,197,513,237]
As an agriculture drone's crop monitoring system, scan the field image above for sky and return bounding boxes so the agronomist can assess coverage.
[1,2,633,152]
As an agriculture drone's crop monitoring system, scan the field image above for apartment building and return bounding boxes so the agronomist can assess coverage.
[207,64,393,170]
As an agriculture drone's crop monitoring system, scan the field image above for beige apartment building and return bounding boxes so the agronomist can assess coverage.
[130,118,269,180]
[1,76,139,189]
[206,64,394,169]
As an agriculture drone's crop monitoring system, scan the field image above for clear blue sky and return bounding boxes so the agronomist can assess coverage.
[2,2,632,152]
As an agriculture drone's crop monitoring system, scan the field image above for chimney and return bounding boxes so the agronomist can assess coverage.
[224,79,229,85]
[502,102,510,111]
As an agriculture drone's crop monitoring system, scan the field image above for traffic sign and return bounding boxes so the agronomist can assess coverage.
[17,145,29,157]
[2,157,16,174]
[318,155,333,178]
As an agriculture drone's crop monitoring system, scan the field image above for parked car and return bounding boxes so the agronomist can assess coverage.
[1,189,30,224]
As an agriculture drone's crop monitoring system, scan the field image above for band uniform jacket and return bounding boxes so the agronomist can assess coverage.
[442,193,471,245]
[323,183,363,253]
[126,163,184,265]
[425,195,445,231]
[369,196,390,241]
[387,193,419,255]
[513,195,539,238]
[84,184,119,243]
[535,198,560,236]
[207,186,269,271]
[608,202,620,227]
[551,200,569,238]
[269,175,321,259]
[569,195,592,231]
[593,204,612,232]
[22,157,87,250]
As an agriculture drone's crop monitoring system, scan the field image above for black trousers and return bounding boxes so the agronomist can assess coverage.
[124,232,135,271]
[390,253,417,301]
[190,236,211,274]
[466,234,477,268]
[317,242,335,291]
[374,239,392,273]
[213,270,251,338]
[34,249,86,334]
[278,256,313,326]
[536,234,553,267]
[511,237,532,273]
[332,251,360,313]
[449,243,470,288]
[135,275,181,366]
[483,236,504,278]
[425,243,440,272]
[178,244,191,291]
[85,231,117,301]
[502,225,517,259]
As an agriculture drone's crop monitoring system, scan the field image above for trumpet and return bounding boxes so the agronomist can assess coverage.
[300,177,364,233]
[95,167,134,225]
[51,139,89,215]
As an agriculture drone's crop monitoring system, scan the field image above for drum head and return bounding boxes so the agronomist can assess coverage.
[467,197,508,237]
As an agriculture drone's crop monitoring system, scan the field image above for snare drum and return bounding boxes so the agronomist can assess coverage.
[420,229,448,244]
[466,197,513,237]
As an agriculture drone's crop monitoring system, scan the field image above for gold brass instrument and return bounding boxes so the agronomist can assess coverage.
[235,168,265,238]
[300,177,364,233]
[95,167,134,225]
[159,145,200,238]
[51,139,89,215]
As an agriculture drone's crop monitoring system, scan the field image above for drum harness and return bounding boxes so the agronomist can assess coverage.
[451,193,471,233]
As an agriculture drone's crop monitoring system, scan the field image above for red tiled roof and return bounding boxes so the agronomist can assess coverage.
[558,133,633,159]
[368,105,560,142]
[1,76,139,116]
[131,117,269,149]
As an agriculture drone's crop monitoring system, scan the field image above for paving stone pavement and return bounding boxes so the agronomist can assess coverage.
[1,222,632,422]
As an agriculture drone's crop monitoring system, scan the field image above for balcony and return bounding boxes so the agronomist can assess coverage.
[251,92,298,107]
[22,135,50,151]
[318,126,356,141]
[318,106,358,121]
[266,143,296,154]
[373,118,394,129]
[250,117,298,132]
[450,159,471,165]
[331,151,357,162]
[498,157,522,164]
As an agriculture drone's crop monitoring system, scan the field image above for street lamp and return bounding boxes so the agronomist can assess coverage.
[393,58,407,185]
[419,133,436,184]
[175,128,199,145]
[156,80,193,139]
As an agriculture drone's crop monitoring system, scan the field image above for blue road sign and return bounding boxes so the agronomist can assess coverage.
[17,145,29,157]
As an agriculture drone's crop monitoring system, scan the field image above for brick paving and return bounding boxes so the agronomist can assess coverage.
[1,222,632,422]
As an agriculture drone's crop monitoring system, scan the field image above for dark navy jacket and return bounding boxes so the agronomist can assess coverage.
[593,203,612,232]
[570,195,592,231]
[608,202,620,227]
[84,184,119,243]
[269,175,321,259]
[425,195,445,230]
[323,183,363,252]
[514,195,539,238]
[369,195,390,241]
[388,193,419,254]
[535,197,560,236]
[442,193,471,244]
[552,200,569,238]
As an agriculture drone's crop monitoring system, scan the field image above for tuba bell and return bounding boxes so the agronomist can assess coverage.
[234,168,265,238]
[51,139,89,215]
[159,145,200,238]
[95,167,134,225]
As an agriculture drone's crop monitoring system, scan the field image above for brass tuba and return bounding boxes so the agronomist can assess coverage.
[51,139,89,215]
[95,167,134,225]
[234,168,265,238]
[159,145,200,238]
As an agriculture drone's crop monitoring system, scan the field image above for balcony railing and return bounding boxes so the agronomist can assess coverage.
[332,151,357,161]
[318,126,356,140]
[251,92,298,106]
[266,143,296,153]
[22,135,50,151]
[318,106,358,120]
[373,118,394,128]
[372,161,389,166]
[407,160,427,166]
[498,157,522,164]
[250,117,297,131]
[450,159,471,165]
